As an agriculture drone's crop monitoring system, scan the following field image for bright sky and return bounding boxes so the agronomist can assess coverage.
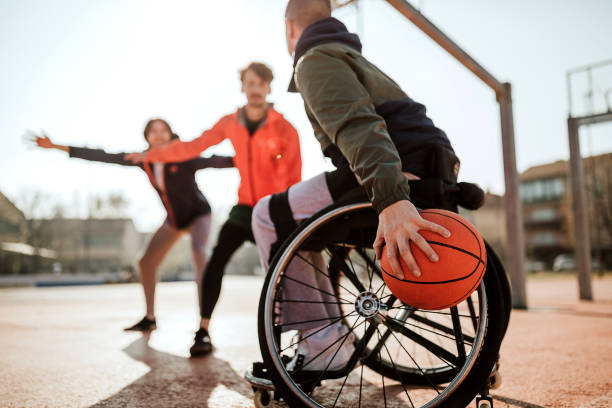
[1,0,611,231]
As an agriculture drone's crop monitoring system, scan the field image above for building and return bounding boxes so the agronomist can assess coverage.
[461,192,507,263]
[0,191,25,243]
[1,192,59,275]
[520,153,612,267]
[33,218,142,274]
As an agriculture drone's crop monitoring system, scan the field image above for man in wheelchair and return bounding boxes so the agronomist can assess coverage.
[252,0,483,375]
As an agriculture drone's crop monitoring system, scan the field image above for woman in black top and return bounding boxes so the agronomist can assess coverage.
[31,118,233,356]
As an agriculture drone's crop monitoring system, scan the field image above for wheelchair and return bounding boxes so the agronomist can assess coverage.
[254,185,512,408]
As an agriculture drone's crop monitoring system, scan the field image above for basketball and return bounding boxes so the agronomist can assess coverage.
[380,209,487,310]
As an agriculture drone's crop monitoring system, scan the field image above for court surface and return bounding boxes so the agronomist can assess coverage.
[1,275,610,407]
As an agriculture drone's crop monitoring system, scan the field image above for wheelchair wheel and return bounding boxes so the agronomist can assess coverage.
[257,202,507,407]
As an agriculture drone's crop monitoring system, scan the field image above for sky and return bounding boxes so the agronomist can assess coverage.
[1,0,611,232]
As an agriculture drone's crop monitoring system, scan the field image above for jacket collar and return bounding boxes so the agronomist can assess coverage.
[288,17,362,92]
[235,103,280,128]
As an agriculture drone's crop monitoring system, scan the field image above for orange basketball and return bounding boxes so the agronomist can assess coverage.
[380,209,486,310]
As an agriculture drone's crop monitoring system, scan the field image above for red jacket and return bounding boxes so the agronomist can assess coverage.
[146,107,301,207]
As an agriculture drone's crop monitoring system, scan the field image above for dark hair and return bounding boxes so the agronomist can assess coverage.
[239,62,274,84]
[143,118,179,143]
[286,0,332,29]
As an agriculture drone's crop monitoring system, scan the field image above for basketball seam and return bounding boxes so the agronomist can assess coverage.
[381,258,484,285]
[420,210,483,260]
[434,260,487,309]
[426,240,485,263]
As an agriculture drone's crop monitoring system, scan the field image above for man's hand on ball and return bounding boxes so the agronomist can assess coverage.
[374,200,451,279]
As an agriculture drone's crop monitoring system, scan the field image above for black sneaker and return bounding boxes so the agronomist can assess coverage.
[190,328,213,357]
[124,316,156,332]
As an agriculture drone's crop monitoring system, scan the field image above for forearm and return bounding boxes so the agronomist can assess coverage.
[51,143,69,153]
[147,127,224,163]
[191,155,234,170]
[68,146,137,166]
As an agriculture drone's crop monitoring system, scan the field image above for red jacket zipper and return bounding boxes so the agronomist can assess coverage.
[247,128,257,207]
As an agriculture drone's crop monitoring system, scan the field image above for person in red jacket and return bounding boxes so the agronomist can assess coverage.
[127,62,301,356]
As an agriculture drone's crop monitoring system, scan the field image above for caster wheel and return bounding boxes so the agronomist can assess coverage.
[254,389,272,408]
[489,371,502,390]
[476,395,493,408]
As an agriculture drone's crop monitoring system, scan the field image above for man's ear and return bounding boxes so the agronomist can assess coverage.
[285,18,296,41]
[241,81,246,93]
[266,83,272,95]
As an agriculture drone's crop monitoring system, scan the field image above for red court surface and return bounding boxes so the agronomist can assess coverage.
[1,275,611,407]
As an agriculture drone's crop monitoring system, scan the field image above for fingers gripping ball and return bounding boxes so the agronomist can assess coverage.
[381,209,487,310]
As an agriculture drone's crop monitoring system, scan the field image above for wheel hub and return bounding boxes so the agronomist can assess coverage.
[354,291,385,318]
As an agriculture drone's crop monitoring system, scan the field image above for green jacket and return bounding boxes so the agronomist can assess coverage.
[291,41,412,214]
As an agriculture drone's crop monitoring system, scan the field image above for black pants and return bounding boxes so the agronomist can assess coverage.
[200,220,254,318]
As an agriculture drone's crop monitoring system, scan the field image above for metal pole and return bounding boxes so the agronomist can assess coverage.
[384,0,527,307]
[567,118,593,300]
[385,0,505,96]
[498,83,527,308]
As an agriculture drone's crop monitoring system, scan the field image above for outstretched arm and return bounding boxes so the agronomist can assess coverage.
[125,118,228,164]
[189,155,235,171]
[28,131,139,167]
[29,132,69,153]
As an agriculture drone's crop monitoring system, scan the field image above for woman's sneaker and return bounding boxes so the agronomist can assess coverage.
[124,316,156,332]
[190,328,213,357]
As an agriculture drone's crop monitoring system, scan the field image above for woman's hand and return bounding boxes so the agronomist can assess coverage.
[374,200,451,279]
[124,152,147,163]
[25,130,68,152]
[25,130,53,148]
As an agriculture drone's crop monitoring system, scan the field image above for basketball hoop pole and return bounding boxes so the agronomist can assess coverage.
[384,0,527,308]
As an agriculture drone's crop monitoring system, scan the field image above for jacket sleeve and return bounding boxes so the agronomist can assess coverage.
[69,146,141,167]
[189,155,234,171]
[295,50,410,213]
[146,117,227,163]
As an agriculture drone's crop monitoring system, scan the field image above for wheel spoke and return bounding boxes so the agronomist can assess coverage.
[383,316,461,367]
[387,315,469,346]
[280,299,352,305]
[303,318,364,372]
[450,306,467,362]
[378,329,387,408]
[390,306,475,319]
[280,274,353,304]
[280,312,357,353]
[326,247,367,293]
[295,252,359,298]
[466,296,479,331]
[338,246,368,293]
[358,361,364,408]
[409,313,475,344]
[388,330,443,394]
[377,327,416,408]
[307,318,364,397]
[354,247,381,289]
[279,313,351,328]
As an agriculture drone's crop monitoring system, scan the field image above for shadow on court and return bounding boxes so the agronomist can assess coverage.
[90,334,253,408]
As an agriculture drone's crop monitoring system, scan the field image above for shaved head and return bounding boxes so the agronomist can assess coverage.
[285,0,332,29]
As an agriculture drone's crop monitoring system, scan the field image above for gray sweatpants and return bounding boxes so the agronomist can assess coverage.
[252,173,341,331]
